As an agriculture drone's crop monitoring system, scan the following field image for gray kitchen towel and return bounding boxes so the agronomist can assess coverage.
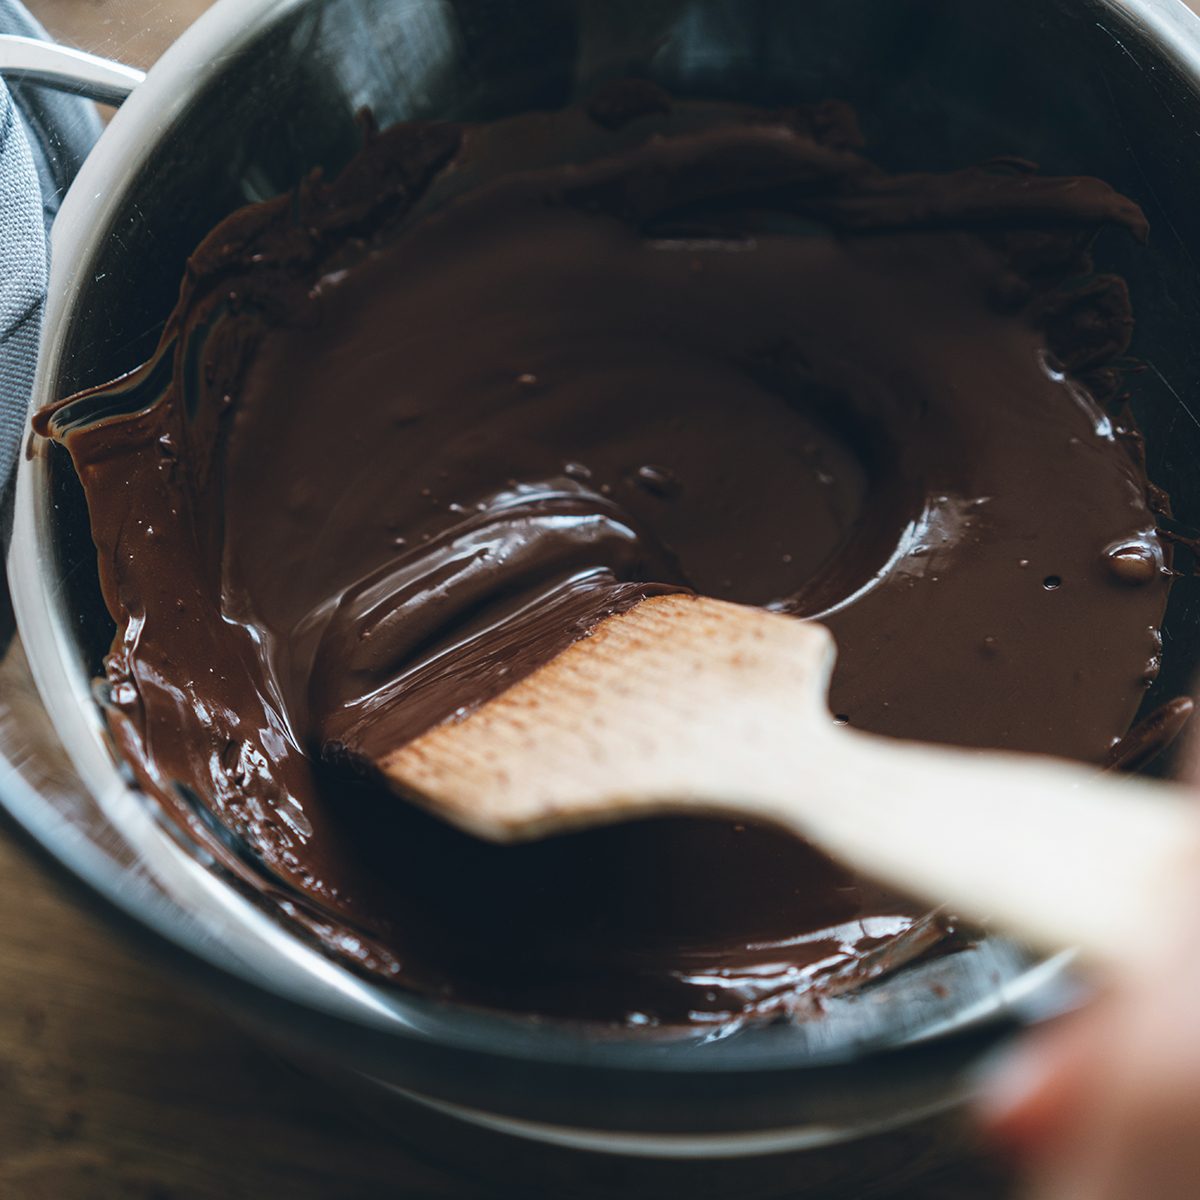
[0,0,101,532]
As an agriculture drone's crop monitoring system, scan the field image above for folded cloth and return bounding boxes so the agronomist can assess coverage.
[0,0,101,536]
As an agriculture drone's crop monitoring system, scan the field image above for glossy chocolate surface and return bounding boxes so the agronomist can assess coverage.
[37,93,1174,1026]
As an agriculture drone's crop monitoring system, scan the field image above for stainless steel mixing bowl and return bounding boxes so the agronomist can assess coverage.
[4,0,1200,1194]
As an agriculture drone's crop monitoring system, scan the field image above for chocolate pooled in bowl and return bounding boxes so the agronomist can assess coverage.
[35,89,1178,1028]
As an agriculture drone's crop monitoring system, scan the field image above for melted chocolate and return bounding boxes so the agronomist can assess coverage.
[37,94,1176,1026]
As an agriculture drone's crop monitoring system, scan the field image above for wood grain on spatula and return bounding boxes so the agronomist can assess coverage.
[380,594,1200,968]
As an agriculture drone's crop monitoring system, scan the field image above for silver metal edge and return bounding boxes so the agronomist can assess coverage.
[1108,0,1200,59]
[373,1083,957,1158]
[0,35,145,105]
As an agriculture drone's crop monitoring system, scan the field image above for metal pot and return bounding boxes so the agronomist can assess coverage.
[4,0,1200,1193]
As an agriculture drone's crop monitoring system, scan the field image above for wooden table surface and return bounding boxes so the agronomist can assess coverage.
[0,2,1072,1196]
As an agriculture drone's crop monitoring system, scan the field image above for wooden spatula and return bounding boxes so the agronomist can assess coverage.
[378,594,1199,967]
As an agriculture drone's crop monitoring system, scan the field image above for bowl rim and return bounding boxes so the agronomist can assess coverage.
[4,0,1197,1128]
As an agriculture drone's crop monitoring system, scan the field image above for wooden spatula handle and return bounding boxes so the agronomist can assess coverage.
[744,724,1200,969]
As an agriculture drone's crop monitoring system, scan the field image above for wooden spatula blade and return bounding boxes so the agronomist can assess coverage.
[379,594,836,842]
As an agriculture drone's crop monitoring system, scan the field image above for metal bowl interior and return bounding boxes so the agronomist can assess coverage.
[8,0,1200,1139]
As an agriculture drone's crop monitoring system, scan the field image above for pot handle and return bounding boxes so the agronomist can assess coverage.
[0,36,144,106]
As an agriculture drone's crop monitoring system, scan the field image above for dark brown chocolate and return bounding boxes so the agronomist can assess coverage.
[36,99,1176,1026]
